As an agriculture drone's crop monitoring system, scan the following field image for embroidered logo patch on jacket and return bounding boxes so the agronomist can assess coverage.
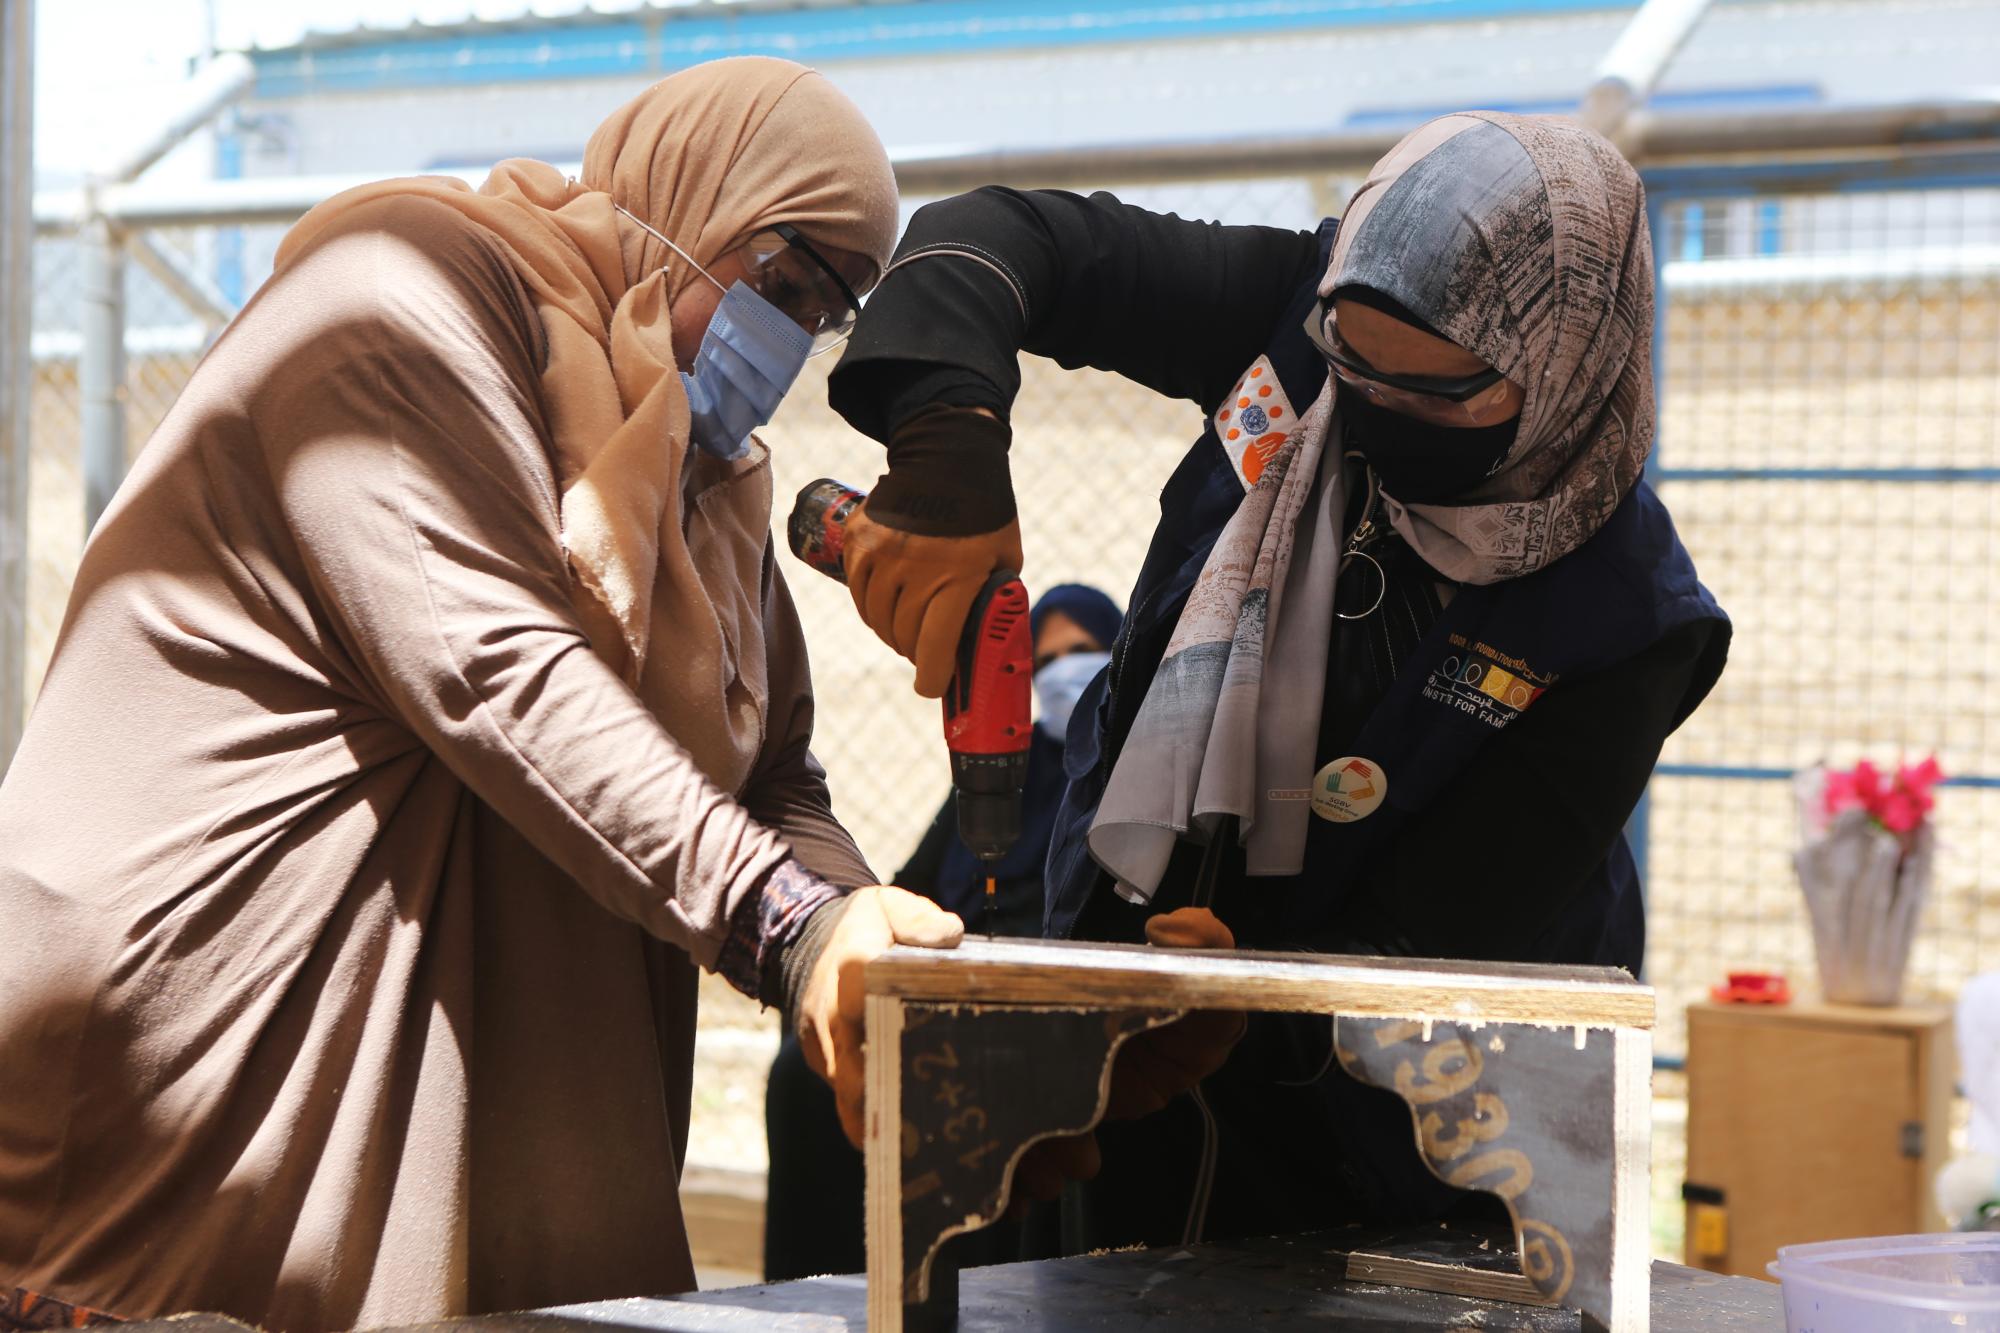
[1422,633,1557,730]
[1215,356,1295,491]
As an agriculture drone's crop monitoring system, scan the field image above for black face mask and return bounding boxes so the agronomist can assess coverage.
[1337,391,1521,505]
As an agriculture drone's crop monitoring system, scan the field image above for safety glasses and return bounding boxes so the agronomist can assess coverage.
[614,203,871,357]
[1304,300,1519,427]
[735,223,868,357]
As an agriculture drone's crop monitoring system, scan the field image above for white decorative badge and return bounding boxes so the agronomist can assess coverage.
[1311,756,1388,823]
[1214,355,1295,491]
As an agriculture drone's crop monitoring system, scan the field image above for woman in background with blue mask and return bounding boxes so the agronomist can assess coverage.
[0,58,965,1331]
[763,583,1122,1282]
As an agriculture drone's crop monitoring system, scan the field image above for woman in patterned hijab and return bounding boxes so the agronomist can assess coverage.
[1321,112,1656,582]
[825,111,1726,1250]
[1091,112,1662,903]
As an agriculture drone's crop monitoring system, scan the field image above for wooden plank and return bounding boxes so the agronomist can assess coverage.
[1330,1224,1555,1306]
[1611,1026,1654,1333]
[868,939,1653,1029]
[864,993,905,1333]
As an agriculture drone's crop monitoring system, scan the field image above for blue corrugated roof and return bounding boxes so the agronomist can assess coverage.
[249,0,1639,98]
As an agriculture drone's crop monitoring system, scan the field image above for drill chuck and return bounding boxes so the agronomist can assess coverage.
[953,756,1030,863]
[786,479,867,584]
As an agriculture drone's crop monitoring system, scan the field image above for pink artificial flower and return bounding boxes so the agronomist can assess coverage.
[1822,769,1863,820]
[1878,788,1924,835]
[1900,757,1945,802]
[1817,755,1945,848]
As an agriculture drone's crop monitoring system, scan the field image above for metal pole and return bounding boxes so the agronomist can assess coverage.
[0,0,33,769]
[24,99,2000,237]
[125,230,236,331]
[79,196,126,530]
[75,49,254,532]
[101,51,254,187]
[1579,0,1717,145]
[1627,195,1675,961]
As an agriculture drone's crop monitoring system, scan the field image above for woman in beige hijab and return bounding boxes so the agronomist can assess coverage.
[0,57,959,1331]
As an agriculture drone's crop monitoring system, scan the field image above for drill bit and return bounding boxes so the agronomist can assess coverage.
[984,874,997,939]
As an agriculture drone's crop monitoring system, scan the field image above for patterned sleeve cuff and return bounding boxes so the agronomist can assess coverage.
[714,859,844,1003]
[4,1287,124,1329]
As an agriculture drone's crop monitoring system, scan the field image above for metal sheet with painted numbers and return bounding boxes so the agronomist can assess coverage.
[1335,1016,1625,1320]
[892,1004,1174,1305]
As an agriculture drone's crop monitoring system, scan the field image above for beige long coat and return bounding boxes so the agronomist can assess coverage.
[0,195,872,1329]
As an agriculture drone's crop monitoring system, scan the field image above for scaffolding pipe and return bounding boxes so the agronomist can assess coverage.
[34,166,488,232]
[1,0,32,768]
[1579,0,1716,143]
[75,51,255,531]
[103,51,255,187]
[79,203,126,531]
[1631,99,2000,161]
[125,231,237,330]
[29,97,2000,235]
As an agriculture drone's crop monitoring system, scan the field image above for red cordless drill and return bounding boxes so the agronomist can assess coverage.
[788,479,1032,935]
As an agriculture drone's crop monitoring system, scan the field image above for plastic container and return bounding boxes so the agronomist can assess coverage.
[1769,1233,2000,1331]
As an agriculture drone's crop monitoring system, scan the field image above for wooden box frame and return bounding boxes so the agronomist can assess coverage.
[864,939,1655,1332]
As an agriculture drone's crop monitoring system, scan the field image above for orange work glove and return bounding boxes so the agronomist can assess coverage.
[1105,908,1249,1119]
[843,510,1025,698]
[846,405,1025,698]
[1006,1133,1103,1219]
[1001,908,1248,1215]
[798,886,965,1148]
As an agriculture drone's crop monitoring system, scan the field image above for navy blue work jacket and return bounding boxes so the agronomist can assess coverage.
[1043,221,1728,968]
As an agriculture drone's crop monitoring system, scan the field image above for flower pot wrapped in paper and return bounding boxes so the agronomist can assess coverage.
[1794,758,1942,1006]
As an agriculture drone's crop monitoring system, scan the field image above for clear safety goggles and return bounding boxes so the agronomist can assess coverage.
[616,204,871,356]
[1304,299,1520,427]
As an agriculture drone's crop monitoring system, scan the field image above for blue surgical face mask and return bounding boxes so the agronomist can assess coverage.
[612,202,812,461]
[1034,650,1111,742]
[681,281,812,461]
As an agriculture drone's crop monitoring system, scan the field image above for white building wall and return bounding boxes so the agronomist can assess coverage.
[232,0,2000,185]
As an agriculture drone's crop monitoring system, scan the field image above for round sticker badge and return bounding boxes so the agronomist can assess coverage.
[1311,756,1388,823]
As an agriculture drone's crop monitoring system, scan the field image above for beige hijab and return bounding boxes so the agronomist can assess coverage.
[273,58,898,792]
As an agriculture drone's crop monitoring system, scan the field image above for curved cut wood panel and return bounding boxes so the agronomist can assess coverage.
[865,942,1654,1332]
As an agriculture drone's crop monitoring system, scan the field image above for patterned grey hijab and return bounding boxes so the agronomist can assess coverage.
[1090,113,1654,902]
[1324,112,1656,583]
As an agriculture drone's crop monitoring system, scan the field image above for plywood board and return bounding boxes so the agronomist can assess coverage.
[868,939,1653,1029]
[1330,1224,1553,1306]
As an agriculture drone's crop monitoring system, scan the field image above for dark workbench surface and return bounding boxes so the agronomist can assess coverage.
[368,1238,1782,1332]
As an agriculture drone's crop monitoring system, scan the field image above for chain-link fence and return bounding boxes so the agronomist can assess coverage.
[23,152,2000,1255]
[25,220,290,702]
[1644,180,2000,1050]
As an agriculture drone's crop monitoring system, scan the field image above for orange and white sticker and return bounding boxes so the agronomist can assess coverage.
[1214,355,1294,491]
[1311,756,1387,823]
